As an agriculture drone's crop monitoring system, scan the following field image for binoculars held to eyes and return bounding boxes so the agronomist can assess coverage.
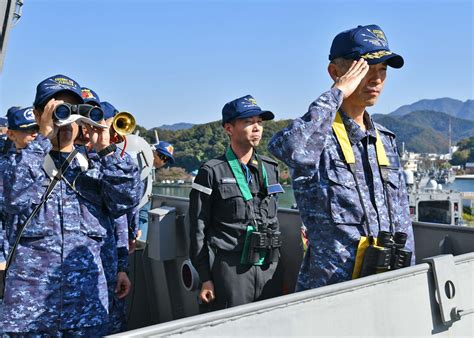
[359,231,412,277]
[53,103,104,122]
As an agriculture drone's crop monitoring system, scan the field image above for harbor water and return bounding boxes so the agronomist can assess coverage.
[139,180,474,239]
[152,178,474,209]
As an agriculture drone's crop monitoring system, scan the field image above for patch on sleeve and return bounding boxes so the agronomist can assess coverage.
[191,182,213,195]
[387,154,401,168]
[267,183,285,194]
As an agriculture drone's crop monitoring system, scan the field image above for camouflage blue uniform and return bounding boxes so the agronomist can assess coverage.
[268,88,415,291]
[102,214,130,335]
[83,150,135,335]
[0,134,142,334]
[0,135,10,334]
[0,136,8,257]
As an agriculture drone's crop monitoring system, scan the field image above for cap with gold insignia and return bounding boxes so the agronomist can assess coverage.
[7,106,38,130]
[329,24,404,68]
[222,95,274,126]
[33,74,84,108]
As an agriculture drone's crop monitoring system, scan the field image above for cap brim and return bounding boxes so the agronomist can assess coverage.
[364,52,404,68]
[55,115,107,128]
[10,123,38,131]
[18,124,39,130]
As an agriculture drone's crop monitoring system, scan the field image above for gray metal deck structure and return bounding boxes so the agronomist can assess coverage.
[118,194,474,337]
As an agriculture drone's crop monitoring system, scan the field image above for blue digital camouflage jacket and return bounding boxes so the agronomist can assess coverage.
[268,88,415,291]
[0,134,142,333]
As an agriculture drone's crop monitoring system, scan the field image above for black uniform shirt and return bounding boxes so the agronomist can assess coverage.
[189,151,280,282]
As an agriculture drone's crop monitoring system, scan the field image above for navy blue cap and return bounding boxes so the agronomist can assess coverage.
[7,106,38,130]
[0,117,7,127]
[100,101,119,120]
[81,87,101,106]
[153,141,175,164]
[33,74,84,108]
[329,24,404,68]
[222,95,274,126]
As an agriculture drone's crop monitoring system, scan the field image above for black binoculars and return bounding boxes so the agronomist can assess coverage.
[246,230,282,265]
[54,103,104,122]
[359,231,412,277]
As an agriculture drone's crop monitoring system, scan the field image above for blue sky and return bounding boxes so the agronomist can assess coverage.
[0,0,472,127]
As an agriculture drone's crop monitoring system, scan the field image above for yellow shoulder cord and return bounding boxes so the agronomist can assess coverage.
[333,111,389,167]
[332,111,391,279]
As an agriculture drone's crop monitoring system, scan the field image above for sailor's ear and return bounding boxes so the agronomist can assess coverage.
[328,63,339,82]
[6,129,15,141]
[223,122,233,137]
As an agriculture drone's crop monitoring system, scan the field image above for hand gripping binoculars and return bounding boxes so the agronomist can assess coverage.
[359,231,412,277]
[246,229,282,265]
[53,103,104,122]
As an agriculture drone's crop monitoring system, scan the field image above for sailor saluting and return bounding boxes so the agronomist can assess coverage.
[269,25,415,291]
[0,75,142,336]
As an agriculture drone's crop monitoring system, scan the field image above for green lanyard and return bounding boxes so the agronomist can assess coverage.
[225,146,268,201]
[226,147,270,265]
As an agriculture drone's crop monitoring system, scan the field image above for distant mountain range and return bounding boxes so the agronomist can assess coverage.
[373,110,474,153]
[140,98,474,164]
[158,122,194,131]
[389,98,474,121]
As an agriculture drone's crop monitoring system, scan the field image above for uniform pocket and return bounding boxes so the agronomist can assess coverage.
[327,163,364,225]
[382,168,401,221]
[384,168,400,189]
[217,184,246,222]
[259,195,278,220]
[20,206,54,238]
[79,203,107,239]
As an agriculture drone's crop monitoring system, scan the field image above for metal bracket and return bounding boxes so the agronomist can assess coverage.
[424,254,459,325]
[13,0,24,25]
[424,254,474,324]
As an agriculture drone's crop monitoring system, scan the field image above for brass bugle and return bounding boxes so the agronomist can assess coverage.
[113,111,136,136]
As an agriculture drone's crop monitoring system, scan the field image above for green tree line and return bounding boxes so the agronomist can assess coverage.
[450,137,474,166]
[137,119,292,180]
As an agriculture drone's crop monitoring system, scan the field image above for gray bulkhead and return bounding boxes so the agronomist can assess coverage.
[117,194,474,336]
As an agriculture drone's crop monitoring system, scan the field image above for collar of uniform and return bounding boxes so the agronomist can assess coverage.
[247,151,259,170]
[340,110,377,144]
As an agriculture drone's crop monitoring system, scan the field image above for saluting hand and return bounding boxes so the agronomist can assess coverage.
[333,58,369,99]
[200,280,216,304]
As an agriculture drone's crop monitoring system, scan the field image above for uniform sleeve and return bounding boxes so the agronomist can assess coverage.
[114,214,130,271]
[126,208,139,240]
[3,135,51,215]
[189,166,214,283]
[74,149,144,218]
[268,88,343,169]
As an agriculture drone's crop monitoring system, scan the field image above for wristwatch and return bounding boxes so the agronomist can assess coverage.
[97,144,117,157]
